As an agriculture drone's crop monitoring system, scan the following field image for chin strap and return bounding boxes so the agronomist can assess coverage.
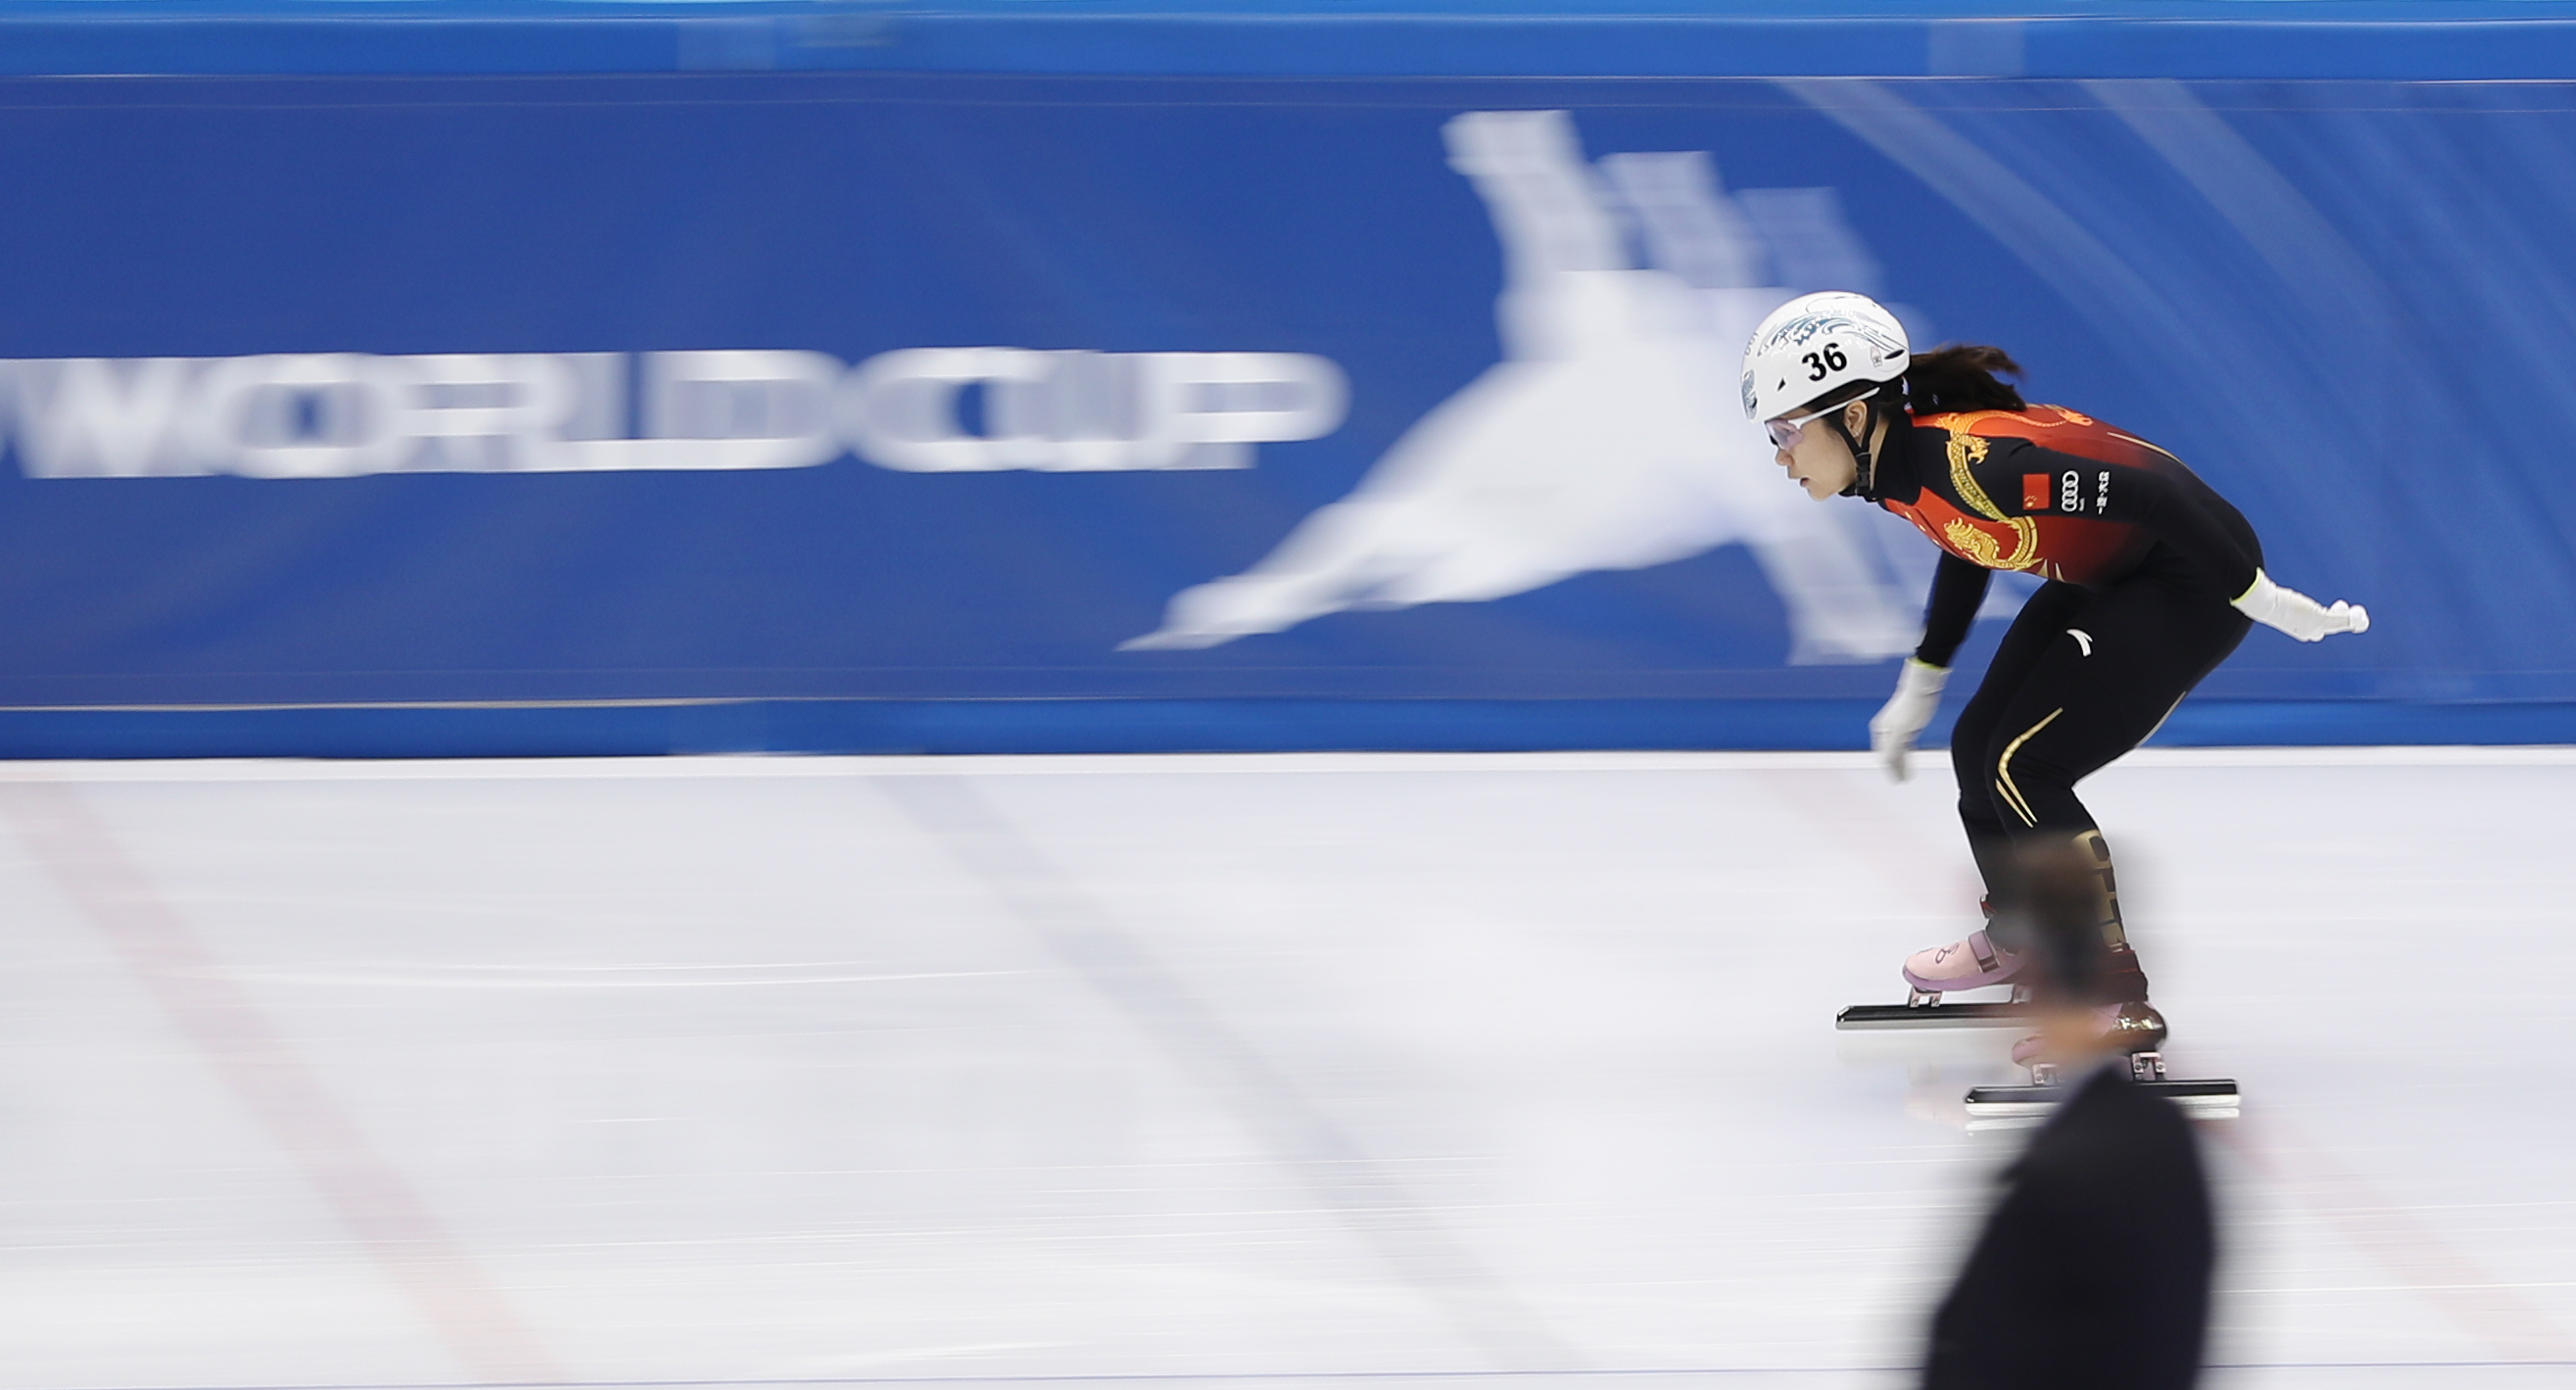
[1827,396,1882,503]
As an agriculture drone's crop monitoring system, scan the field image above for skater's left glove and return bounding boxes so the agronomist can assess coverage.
[1871,658,1948,783]
[2232,568,2370,643]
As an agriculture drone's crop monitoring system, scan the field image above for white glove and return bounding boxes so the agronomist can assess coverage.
[2232,568,2370,642]
[1870,657,1948,783]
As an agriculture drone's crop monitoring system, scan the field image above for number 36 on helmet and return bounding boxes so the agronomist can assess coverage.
[1740,291,1912,425]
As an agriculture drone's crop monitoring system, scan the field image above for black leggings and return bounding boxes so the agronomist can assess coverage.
[1951,575,2250,945]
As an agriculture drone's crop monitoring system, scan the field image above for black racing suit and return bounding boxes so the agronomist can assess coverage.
[1874,405,2261,983]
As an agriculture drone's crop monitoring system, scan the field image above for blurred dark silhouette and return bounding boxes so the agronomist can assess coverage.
[1921,841,2216,1390]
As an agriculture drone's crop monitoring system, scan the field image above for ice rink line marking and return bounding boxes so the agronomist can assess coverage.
[2214,1114,2576,1364]
[2,745,2573,785]
[0,781,569,1385]
[66,1359,2576,1390]
[875,773,1583,1374]
[226,964,1018,989]
[66,1374,1911,1390]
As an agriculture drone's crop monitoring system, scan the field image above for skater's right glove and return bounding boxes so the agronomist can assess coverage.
[1870,657,1948,784]
[2232,568,2370,643]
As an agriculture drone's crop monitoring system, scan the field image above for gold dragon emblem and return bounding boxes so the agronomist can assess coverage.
[1942,518,2005,566]
[1944,428,2041,570]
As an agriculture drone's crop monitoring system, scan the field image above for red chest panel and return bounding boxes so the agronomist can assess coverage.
[1881,405,2157,587]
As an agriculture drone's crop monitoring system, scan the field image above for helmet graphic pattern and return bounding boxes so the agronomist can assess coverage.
[1740,291,1910,423]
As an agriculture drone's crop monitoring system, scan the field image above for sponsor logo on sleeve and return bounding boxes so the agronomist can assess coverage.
[2017,468,2119,515]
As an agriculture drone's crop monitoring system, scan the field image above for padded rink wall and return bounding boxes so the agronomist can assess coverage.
[5,2,2576,756]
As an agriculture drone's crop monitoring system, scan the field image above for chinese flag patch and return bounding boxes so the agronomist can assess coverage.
[2021,474,2052,510]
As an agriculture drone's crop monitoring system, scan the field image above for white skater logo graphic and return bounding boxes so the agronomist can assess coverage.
[1128,110,1932,662]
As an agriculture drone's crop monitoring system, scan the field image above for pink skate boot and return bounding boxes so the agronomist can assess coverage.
[1901,929,2026,999]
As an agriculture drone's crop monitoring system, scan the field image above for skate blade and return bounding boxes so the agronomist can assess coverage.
[1963,1078,2241,1131]
[1836,1001,2033,1031]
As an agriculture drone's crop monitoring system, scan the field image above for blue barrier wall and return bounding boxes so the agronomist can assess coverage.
[2,4,2573,754]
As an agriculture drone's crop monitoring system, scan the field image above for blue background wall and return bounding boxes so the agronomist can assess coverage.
[1,3,2572,755]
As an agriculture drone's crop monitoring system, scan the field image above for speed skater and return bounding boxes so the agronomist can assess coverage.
[1741,291,2368,1061]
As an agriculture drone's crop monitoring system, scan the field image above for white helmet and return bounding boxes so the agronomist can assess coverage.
[1740,291,1910,423]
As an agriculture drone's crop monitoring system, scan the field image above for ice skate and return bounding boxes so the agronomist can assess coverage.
[2006,998,2167,1066]
[1901,928,2026,995]
[1967,1050,2240,1127]
[1835,902,2038,1031]
[1968,1000,2238,1127]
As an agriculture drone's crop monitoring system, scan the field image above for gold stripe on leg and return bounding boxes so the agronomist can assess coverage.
[1994,707,2065,828]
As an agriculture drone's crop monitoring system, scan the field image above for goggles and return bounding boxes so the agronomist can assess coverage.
[1764,388,1877,451]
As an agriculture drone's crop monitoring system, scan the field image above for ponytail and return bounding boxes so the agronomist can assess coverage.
[1904,344,2026,414]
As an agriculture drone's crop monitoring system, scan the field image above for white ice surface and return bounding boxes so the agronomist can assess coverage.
[0,749,2570,1390]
